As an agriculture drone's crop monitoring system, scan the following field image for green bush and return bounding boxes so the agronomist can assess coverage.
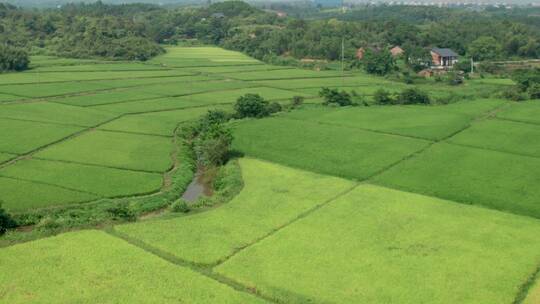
[319,87,352,106]
[291,96,305,108]
[234,94,270,118]
[170,199,190,213]
[106,203,137,222]
[373,88,395,105]
[398,88,431,105]
[267,102,282,114]
[528,83,540,99]
[194,123,233,166]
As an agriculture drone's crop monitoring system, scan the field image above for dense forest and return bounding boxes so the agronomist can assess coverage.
[0,1,539,68]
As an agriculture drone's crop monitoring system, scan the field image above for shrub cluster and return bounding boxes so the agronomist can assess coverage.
[0,203,16,235]
[507,68,540,100]
[234,93,281,118]
[374,87,431,105]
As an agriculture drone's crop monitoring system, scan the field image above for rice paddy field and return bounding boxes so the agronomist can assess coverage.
[1,46,539,304]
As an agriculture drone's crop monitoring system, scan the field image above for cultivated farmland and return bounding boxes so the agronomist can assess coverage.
[1,45,539,304]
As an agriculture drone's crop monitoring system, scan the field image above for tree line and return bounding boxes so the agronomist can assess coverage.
[0,1,539,71]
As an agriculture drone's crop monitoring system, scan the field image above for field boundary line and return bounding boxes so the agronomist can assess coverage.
[213,183,361,267]
[31,156,168,175]
[0,73,200,87]
[446,141,540,160]
[105,228,282,304]
[494,116,540,127]
[0,174,104,197]
[279,116,436,142]
[0,115,94,128]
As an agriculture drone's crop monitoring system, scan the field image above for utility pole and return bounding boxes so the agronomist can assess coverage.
[341,0,345,87]
[470,57,474,74]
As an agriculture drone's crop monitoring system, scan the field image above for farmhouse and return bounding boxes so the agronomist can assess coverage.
[431,47,459,68]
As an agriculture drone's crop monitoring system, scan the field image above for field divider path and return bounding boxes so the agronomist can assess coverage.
[0,174,104,197]
[213,182,361,267]
[105,228,282,304]
[494,116,540,127]
[515,262,540,304]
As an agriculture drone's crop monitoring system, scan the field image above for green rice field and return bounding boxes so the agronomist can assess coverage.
[1,45,539,303]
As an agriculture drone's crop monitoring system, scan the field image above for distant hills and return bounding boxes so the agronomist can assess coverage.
[3,0,538,8]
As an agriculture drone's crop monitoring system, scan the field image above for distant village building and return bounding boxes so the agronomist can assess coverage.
[390,46,404,57]
[431,47,459,68]
[276,11,287,18]
[211,12,225,18]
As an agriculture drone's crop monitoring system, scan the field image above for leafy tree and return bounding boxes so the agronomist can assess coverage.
[0,202,16,235]
[195,123,233,166]
[468,36,502,61]
[0,45,29,72]
[319,87,352,106]
[512,69,540,92]
[403,43,431,72]
[234,93,270,118]
[363,48,395,76]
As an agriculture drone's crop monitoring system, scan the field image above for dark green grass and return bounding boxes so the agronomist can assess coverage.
[373,143,540,218]
[35,130,172,172]
[0,118,83,154]
[0,230,265,303]
[116,158,355,265]
[0,102,116,127]
[0,177,98,211]
[216,184,540,304]
[448,119,540,157]
[497,101,540,125]
[0,159,163,198]
[232,117,430,180]
[99,105,230,136]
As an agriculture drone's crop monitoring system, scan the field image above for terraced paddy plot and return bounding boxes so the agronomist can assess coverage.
[29,55,105,67]
[54,89,164,107]
[0,230,265,303]
[33,63,169,72]
[216,184,540,304]
[0,81,107,98]
[0,159,162,198]
[189,87,313,104]
[497,101,540,125]
[282,103,487,140]
[150,46,260,67]
[90,96,204,114]
[448,119,540,157]
[116,158,355,265]
[99,105,230,136]
[0,177,98,211]
[232,118,429,180]
[229,68,346,81]
[139,79,254,97]
[373,143,540,218]
[94,74,222,91]
[187,64,293,74]
[0,118,83,154]
[35,130,172,172]
[0,102,115,126]
[254,74,399,89]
